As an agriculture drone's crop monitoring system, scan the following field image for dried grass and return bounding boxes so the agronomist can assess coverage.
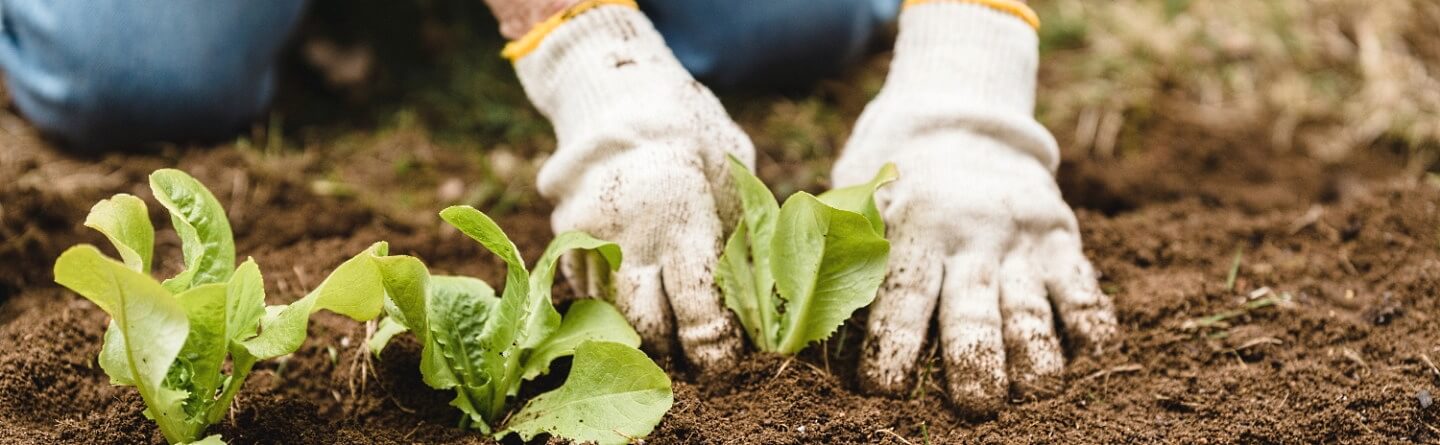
[1035,0,1440,161]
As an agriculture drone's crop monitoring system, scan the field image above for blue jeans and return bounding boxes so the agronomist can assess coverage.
[0,0,308,150]
[642,0,899,88]
[0,0,897,149]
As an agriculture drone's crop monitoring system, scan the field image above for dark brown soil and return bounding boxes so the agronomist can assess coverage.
[3,107,1438,444]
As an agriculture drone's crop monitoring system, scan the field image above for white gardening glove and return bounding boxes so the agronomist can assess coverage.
[833,0,1117,415]
[509,2,751,368]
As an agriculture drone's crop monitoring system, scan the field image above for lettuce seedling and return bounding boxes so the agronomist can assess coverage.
[369,205,672,445]
[53,169,409,445]
[717,157,897,354]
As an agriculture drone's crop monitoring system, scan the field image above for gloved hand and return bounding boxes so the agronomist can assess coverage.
[508,2,751,368]
[832,0,1117,415]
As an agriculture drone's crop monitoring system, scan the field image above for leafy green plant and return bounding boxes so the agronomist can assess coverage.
[53,169,407,444]
[717,157,896,354]
[369,205,672,445]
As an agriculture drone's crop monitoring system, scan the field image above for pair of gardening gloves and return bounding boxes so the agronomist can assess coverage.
[493,0,1117,415]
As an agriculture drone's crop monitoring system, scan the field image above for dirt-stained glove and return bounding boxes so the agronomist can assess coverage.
[832,0,1117,415]
[508,1,752,368]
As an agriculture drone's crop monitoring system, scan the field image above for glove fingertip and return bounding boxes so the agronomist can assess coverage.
[857,327,926,396]
[683,327,743,372]
[1066,302,1119,357]
[613,263,678,360]
[942,348,1008,419]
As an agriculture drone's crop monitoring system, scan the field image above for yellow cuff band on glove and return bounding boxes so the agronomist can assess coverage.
[501,0,640,62]
[903,0,1040,30]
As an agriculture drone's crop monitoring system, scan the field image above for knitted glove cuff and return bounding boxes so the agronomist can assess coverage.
[512,5,695,134]
[903,0,1039,30]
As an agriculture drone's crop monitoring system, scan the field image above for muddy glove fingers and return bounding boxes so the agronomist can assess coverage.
[596,229,740,366]
[593,218,741,367]
[835,0,1118,416]
[598,166,742,366]
[512,4,753,370]
[995,239,1065,398]
[613,262,677,357]
[944,217,1108,411]
[936,247,1007,415]
[840,141,1101,416]
[1039,230,1118,356]
[544,149,743,369]
[858,226,943,395]
[662,226,742,367]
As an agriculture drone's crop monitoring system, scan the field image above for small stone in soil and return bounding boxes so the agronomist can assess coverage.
[1418,390,1432,409]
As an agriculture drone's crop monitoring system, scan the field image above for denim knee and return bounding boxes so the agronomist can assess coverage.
[0,0,307,150]
[641,0,900,88]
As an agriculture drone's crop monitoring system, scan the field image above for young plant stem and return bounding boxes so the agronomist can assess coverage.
[776,328,804,354]
[151,407,190,445]
[127,337,192,443]
[488,352,524,424]
[204,352,257,424]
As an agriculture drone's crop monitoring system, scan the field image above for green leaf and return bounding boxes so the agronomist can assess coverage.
[439,206,535,352]
[718,157,781,350]
[772,193,891,354]
[196,259,266,425]
[441,205,555,416]
[367,317,409,358]
[174,283,229,417]
[83,194,154,273]
[718,223,766,350]
[437,206,637,427]
[150,169,235,292]
[528,231,621,350]
[98,323,133,385]
[54,245,195,443]
[371,255,431,342]
[439,205,529,302]
[817,162,897,235]
[63,169,443,444]
[424,275,499,422]
[240,243,392,359]
[719,162,895,355]
[419,334,461,400]
[224,259,266,345]
[726,156,781,252]
[521,300,641,380]
[420,276,493,389]
[531,232,621,299]
[502,341,673,445]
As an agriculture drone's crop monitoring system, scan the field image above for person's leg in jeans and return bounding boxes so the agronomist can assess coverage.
[639,0,900,89]
[0,0,308,151]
